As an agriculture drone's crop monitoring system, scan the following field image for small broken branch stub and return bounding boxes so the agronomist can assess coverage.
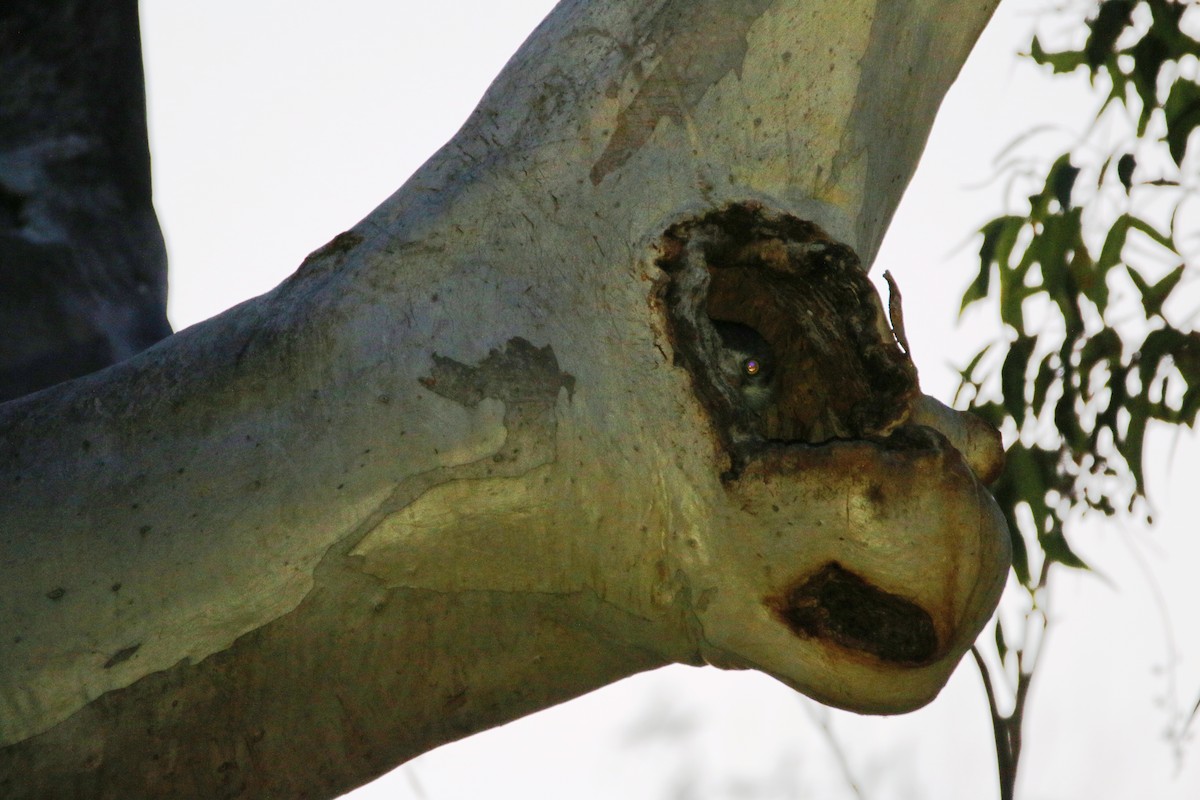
[653,202,918,472]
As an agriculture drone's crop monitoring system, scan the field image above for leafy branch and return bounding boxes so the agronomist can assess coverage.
[958,1,1200,795]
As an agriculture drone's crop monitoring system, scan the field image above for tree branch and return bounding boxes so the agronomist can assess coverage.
[0,0,170,400]
[0,1,1008,797]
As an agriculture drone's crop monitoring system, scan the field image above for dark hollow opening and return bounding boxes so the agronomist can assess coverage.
[768,562,938,665]
[653,202,917,474]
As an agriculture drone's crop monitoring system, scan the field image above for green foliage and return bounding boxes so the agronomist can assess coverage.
[960,0,1200,580]
[1031,0,1200,142]
[964,5,1200,798]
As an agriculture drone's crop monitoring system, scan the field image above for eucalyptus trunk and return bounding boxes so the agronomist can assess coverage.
[1,1,1008,797]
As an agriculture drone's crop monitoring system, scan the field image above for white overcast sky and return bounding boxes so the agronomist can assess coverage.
[138,1,1200,798]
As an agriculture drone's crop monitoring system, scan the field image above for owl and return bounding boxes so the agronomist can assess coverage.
[711,320,774,413]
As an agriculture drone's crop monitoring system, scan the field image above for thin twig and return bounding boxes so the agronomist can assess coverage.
[972,645,1014,800]
[801,701,867,800]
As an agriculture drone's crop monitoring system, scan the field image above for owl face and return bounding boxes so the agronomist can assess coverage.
[711,320,774,412]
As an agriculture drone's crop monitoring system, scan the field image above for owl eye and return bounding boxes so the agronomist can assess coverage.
[743,358,761,377]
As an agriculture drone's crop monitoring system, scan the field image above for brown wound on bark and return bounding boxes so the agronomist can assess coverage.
[767,562,938,665]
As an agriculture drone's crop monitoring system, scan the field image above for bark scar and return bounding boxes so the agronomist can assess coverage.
[345,339,577,592]
[767,562,938,665]
[418,337,575,407]
[341,338,575,582]
[589,0,774,185]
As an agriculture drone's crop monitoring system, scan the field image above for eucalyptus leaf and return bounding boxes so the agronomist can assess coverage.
[1163,78,1200,166]
[1117,153,1136,190]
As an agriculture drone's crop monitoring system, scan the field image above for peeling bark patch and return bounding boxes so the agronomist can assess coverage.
[419,337,575,408]
[415,337,573,480]
[768,563,937,665]
[654,202,918,470]
[345,339,574,586]
[590,0,774,185]
[103,644,140,669]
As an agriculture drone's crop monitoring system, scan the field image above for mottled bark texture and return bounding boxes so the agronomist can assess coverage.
[0,0,170,402]
[1,1,1007,798]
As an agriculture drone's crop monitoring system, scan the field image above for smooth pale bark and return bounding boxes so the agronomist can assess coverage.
[1,0,1006,797]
